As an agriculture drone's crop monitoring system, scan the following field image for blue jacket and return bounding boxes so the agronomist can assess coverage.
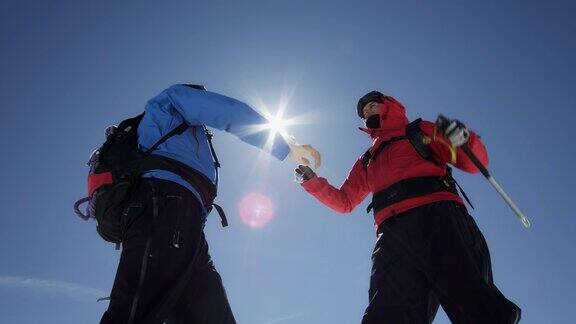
[137,84,290,210]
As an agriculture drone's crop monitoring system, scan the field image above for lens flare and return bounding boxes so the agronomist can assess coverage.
[238,192,275,228]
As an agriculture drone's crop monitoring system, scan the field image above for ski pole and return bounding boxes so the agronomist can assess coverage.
[461,143,531,228]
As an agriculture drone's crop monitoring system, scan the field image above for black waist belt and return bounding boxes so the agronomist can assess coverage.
[367,176,459,214]
[138,155,228,227]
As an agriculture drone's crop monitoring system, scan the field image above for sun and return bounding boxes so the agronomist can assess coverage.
[238,85,318,176]
[262,109,289,141]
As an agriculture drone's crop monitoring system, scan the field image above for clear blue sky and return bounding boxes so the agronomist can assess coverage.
[1,0,575,323]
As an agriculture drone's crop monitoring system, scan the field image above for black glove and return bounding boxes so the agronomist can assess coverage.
[436,115,470,147]
[295,165,316,183]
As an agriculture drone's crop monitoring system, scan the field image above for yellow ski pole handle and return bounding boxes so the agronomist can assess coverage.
[460,144,532,229]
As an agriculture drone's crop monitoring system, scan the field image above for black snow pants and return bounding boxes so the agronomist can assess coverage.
[100,179,236,324]
[362,201,521,324]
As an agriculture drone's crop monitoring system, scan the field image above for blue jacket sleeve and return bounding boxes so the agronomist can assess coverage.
[165,84,290,161]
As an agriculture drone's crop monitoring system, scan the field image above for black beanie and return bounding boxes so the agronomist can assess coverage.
[357,91,385,118]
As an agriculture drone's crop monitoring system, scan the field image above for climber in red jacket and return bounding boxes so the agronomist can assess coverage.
[295,91,521,324]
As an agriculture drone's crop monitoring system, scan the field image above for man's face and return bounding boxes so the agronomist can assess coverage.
[362,101,380,119]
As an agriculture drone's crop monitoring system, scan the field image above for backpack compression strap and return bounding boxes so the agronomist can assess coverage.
[204,126,220,168]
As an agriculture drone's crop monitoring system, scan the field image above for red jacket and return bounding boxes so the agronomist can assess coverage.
[301,97,489,228]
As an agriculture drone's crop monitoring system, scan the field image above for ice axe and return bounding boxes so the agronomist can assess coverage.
[436,115,531,229]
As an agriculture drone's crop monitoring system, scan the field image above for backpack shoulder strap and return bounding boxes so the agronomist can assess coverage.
[405,118,436,164]
[143,121,189,155]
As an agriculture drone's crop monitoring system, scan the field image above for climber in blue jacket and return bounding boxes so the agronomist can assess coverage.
[100,84,320,324]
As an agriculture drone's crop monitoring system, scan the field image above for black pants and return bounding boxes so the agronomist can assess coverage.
[362,201,521,324]
[100,179,235,324]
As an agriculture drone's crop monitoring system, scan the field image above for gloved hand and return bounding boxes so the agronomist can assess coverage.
[294,165,316,183]
[436,115,470,147]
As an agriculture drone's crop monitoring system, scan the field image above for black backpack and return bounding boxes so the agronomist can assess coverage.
[361,119,473,213]
[74,113,224,245]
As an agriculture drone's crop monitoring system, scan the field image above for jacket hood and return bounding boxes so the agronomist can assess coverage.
[359,96,409,140]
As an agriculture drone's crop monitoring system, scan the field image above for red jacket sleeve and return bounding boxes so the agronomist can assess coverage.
[300,159,370,213]
[420,121,489,173]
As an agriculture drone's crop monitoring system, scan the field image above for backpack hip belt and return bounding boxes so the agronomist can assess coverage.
[366,176,459,214]
[138,155,227,226]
